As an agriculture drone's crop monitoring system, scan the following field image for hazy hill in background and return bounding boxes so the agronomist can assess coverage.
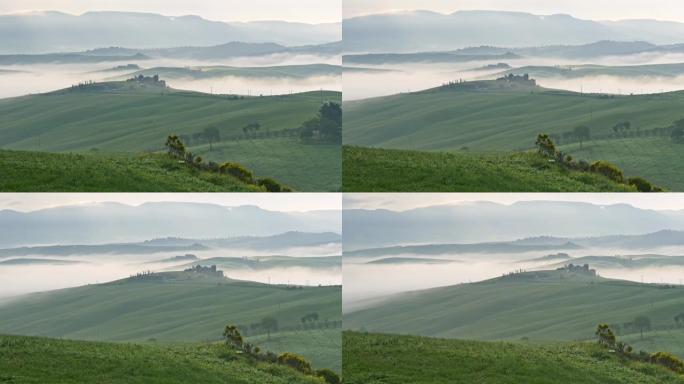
[343,10,684,52]
[0,11,341,53]
[0,203,341,247]
[343,201,684,249]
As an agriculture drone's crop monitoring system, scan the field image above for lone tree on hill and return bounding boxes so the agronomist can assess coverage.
[535,133,556,158]
[595,323,616,348]
[223,324,244,349]
[261,316,279,340]
[165,135,185,158]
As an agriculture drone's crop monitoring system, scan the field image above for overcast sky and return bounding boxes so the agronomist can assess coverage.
[344,193,684,212]
[344,0,684,22]
[0,193,341,212]
[0,0,341,23]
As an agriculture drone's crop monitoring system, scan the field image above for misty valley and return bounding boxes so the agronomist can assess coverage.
[342,198,684,383]
[0,11,343,192]
[343,10,684,193]
[0,199,343,383]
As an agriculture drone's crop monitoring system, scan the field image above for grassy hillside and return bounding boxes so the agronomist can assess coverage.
[0,271,341,368]
[559,137,684,191]
[192,138,341,191]
[343,81,683,190]
[0,150,261,192]
[0,334,324,384]
[343,83,684,152]
[0,83,341,191]
[342,146,633,192]
[343,332,684,384]
[343,270,684,351]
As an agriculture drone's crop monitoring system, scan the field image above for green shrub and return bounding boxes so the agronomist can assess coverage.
[589,160,624,183]
[219,162,254,183]
[627,177,654,192]
[257,178,282,192]
[651,351,684,373]
[316,368,341,384]
[277,352,313,375]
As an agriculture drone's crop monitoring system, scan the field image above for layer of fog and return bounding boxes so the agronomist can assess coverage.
[344,52,684,100]
[0,244,341,299]
[0,54,341,98]
[343,246,684,313]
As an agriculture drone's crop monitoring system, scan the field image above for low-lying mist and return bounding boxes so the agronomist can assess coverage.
[0,244,341,299]
[343,52,684,100]
[343,245,684,313]
[0,54,341,98]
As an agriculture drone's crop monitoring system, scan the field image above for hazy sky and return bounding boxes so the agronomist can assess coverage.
[344,193,684,212]
[0,0,341,23]
[344,0,684,22]
[0,193,341,212]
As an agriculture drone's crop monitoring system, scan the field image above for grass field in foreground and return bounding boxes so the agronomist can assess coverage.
[0,334,324,384]
[560,137,684,191]
[342,332,684,384]
[342,146,633,192]
[0,150,261,192]
[192,138,341,191]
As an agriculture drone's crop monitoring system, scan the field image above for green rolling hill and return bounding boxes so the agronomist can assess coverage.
[0,81,341,191]
[343,332,684,384]
[0,271,341,370]
[342,146,634,192]
[0,150,262,192]
[344,270,684,356]
[0,334,325,384]
[343,80,684,190]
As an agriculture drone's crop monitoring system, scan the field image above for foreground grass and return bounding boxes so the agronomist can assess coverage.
[343,332,684,384]
[0,334,324,384]
[193,138,341,191]
[0,150,262,192]
[342,146,633,192]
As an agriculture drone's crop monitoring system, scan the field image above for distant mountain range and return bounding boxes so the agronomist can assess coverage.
[0,11,341,54]
[0,41,341,65]
[0,203,341,247]
[343,10,684,52]
[343,201,684,250]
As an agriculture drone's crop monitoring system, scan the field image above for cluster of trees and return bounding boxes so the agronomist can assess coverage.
[609,315,652,339]
[183,264,224,278]
[535,133,662,191]
[179,127,220,151]
[222,323,340,384]
[300,102,342,143]
[164,135,291,192]
[550,125,591,149]
[550,117,684,146]
[128,270,160,281]
[595,323,684,374]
